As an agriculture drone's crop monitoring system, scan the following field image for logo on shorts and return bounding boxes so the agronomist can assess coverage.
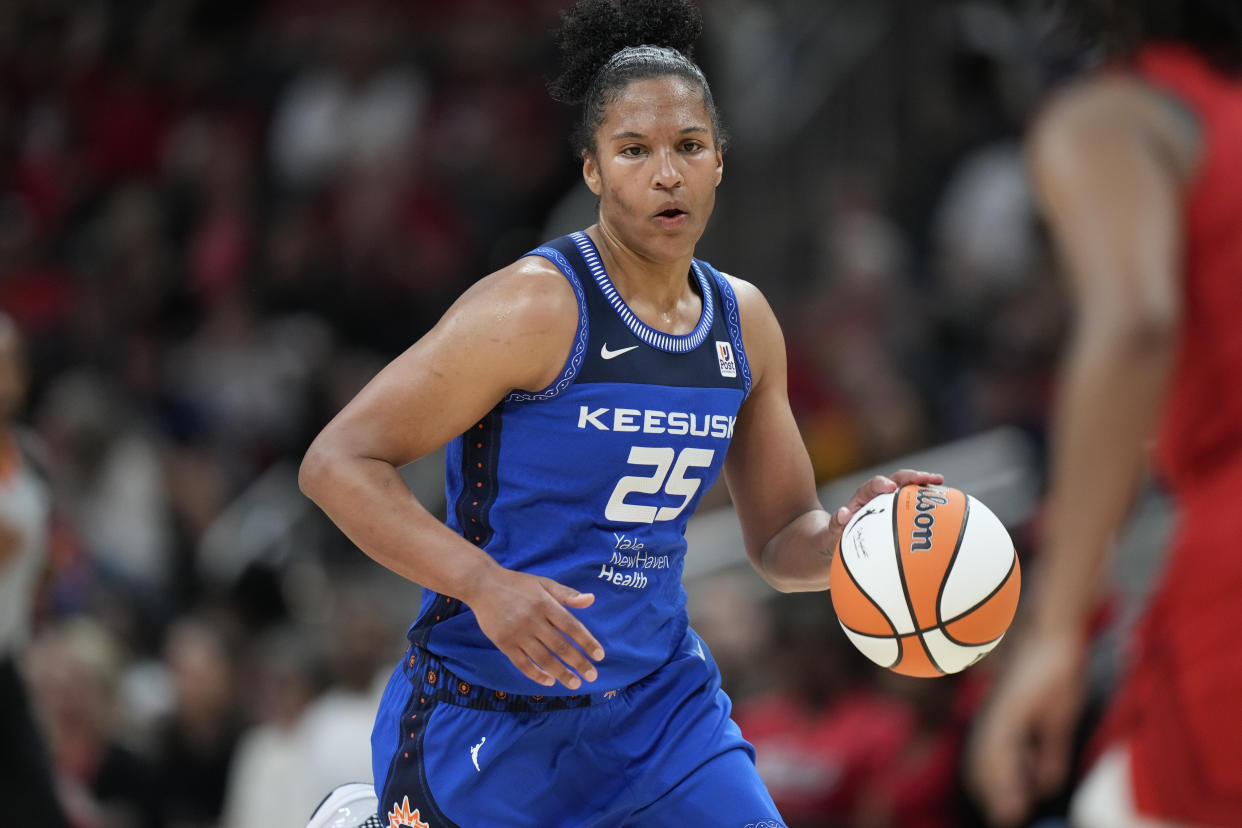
[387,796,430,828]
[716,341,737,378]
[743,821,783,828]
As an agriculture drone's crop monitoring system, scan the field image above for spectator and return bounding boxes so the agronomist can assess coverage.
[220,624,326,828]
[0,313,68,827]
[26,616,164,828]
[154,616,245,828]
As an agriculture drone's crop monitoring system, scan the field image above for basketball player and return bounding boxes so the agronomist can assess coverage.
[966,3,1242,827]
[0,314,67,828]
[299,0,941,824]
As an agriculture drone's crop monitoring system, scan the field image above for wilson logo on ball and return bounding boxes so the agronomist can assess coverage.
[829,485,1021,677]
[910,488,949,551]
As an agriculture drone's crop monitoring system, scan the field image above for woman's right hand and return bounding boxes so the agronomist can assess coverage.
[465,566,606,690]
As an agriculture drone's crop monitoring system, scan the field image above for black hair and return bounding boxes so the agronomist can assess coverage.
[548,0,727,157]
[1058,0,1242,72]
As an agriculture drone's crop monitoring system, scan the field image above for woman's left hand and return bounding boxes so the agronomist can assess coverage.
[826,468,945,552]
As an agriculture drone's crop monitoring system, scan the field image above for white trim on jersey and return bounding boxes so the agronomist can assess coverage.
[571,231,716,354]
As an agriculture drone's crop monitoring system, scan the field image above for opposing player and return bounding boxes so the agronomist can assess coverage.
[298,0,940,824]
[966,3,1242,826]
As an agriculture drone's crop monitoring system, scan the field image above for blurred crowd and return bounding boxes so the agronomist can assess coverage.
[1,0,1088,826]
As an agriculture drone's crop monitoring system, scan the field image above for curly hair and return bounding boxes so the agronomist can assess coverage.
[548,0,727,157]
[1059,0,1242,71]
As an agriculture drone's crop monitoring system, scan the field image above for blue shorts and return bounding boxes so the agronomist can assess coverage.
[371,627,785,828]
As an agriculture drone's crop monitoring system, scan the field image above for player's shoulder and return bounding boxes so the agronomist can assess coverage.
[1030,77,1140,152]
[715,271,779,332]
[1030,73,1198,173]
[486,253,578,309]
[453,253,580,339]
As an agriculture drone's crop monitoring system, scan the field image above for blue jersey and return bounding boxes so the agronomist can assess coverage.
[409,231,752,695]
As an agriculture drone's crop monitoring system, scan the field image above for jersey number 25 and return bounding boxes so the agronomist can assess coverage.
[605,446,715,524]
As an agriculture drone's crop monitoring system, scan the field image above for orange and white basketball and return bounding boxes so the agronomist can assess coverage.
[829,485,1021,677]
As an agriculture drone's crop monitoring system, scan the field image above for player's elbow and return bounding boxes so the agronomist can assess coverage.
[748,549,830,594]
[1111,309,1178,360]
[1125,310,1177,356]
[1084,297,1178,361]
[1111,281,1180,350]
[298,434,341,505]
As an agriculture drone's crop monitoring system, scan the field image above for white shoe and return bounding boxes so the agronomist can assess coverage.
[305,782,381,828]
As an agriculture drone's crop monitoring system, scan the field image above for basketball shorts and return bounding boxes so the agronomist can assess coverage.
[371,627,786,828]
[1085,485,1242,827]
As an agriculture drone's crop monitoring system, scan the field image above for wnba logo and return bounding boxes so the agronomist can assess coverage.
[911,488,949,552]
[715,340,737,378]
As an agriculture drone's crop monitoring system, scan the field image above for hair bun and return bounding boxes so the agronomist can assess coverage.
[550,0,704,104]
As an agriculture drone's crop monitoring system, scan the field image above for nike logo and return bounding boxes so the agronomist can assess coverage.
[470,737,486,771]
[600,343,639,360]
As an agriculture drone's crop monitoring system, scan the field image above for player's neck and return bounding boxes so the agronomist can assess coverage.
[585,224,698,328]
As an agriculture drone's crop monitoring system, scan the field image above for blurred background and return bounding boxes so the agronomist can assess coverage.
[0,0,1168,826]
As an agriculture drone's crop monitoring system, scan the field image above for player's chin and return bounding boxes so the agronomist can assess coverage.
[640,227,701,259]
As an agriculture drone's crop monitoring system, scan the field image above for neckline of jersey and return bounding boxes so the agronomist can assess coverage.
[570,231,716,354]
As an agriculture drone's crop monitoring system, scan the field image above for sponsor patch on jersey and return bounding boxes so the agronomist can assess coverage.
[716,341,737,378]
[387,796,430,828]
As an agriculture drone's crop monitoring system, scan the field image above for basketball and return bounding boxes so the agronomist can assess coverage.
[829,485,1021,677]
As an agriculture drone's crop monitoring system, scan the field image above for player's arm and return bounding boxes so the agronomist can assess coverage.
[1022,78,1191,641]
[967,79,1194,825]
[298,258,604,689]
[722,278,941,592]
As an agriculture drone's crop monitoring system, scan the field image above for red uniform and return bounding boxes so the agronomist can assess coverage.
[733,688,911,824]
[1092,42,1242,826]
